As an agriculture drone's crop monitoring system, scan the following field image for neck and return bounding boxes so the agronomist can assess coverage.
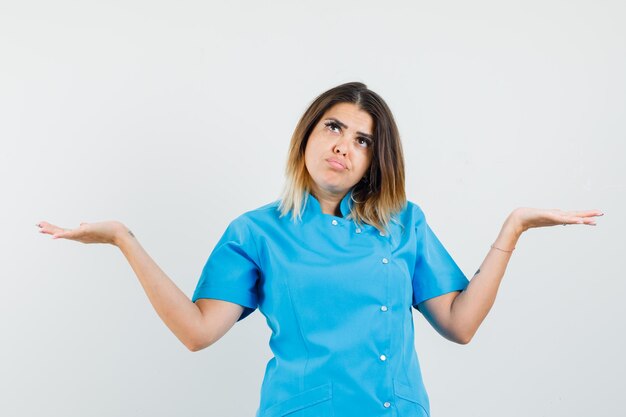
[311,188,345,216]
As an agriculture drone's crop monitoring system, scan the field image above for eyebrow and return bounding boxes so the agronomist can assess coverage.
[325,117,374,140]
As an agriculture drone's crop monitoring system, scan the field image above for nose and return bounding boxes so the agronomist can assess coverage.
[333,136,349,155]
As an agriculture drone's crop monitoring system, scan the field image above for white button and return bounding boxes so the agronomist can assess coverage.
[380,305,388,312]
[383,401,391,408]
[331,219,338,226]
[379,231,385,236]
[382,258,389,264]
[380,354,387,361]
[355,228,361,234]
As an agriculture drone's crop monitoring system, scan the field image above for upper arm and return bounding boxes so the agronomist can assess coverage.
[416,290,463,343]
[191,216,260,325]
[193,298,245,351]
[410,204,469,343]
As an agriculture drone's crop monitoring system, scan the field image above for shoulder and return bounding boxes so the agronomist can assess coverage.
[227,200,282,230]
[215,201,280,255]
[242,199,281,221]
[396,199,426,225]
[405,200,424,215]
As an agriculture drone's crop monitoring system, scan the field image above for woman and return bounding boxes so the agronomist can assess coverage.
[37,82,602,417]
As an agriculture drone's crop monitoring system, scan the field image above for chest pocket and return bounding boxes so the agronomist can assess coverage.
[263,383,333,417]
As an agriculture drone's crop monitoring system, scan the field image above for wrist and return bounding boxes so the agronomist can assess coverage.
[492,213,523,253]
[112,223,135,247]
[505,210,525,237]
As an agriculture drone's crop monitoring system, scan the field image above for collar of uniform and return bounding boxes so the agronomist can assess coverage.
[304,188,354,219]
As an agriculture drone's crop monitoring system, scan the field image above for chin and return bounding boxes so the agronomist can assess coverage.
[319,182,354,195]
[310,173,357,194]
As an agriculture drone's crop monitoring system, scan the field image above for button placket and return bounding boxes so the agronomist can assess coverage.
[379,248,393,409]
[367,225,393,409]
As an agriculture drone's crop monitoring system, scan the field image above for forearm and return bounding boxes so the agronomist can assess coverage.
[114,227,203,351]
[450,213,522,343]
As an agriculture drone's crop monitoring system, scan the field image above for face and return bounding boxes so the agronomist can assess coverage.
[304,102,374,198]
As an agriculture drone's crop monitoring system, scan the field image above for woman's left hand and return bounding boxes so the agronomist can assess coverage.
[511,207,604,234]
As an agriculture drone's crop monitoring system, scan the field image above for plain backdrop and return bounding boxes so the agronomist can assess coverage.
[2,1,624,416]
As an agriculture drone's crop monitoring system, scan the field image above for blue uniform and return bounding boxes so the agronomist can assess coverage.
[192,188,469,417]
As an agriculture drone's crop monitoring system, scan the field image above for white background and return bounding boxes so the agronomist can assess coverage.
[2,1,624,416]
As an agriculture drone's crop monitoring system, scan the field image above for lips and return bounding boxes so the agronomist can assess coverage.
[326,157,347,170]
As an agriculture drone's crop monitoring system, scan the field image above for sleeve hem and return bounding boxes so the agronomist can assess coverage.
[191,286,258,310]
[412,279,469,308]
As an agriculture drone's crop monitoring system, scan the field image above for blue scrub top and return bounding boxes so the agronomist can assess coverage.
[192,188,469,417]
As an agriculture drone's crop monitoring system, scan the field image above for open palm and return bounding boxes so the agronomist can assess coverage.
[513,207,603,233]
[36,220,125,245]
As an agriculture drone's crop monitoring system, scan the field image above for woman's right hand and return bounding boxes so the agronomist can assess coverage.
[36,220,128,246]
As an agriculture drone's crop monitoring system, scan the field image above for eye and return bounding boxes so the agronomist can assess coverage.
[357,137,373,148]
[324,120,373,149]
[324,121,340,133]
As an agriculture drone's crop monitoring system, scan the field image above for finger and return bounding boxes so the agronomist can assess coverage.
[37,221,60,235]
[581,217,597,225]
[569,211,603,226]
[562,215,597,226]
[551,210,583,224]
[37,221,53,230]
[51,229,66,239]
[52,227,76,240]
[48,225,68,235]
[569,210,604,218]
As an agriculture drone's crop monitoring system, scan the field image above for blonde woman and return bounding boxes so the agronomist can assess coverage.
[37,82,602,417]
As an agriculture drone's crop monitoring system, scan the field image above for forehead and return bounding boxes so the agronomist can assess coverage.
[321,102,374,133]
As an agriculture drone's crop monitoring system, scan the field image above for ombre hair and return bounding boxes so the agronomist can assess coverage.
[278,81,406,234]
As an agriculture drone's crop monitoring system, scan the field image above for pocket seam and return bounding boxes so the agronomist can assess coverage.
[264,382,332,417]
[393,379,430,417]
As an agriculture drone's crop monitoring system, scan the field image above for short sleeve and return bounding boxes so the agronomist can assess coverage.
[192,216,260,322]
[412,207,469,309]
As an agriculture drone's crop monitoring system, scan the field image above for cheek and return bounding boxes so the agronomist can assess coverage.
[303,144,318,174]
[355,153,372,174]
[304,139,321,162]
[303,144,312,164]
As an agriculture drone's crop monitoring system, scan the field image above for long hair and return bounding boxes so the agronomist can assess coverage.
[278,81,406,234]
